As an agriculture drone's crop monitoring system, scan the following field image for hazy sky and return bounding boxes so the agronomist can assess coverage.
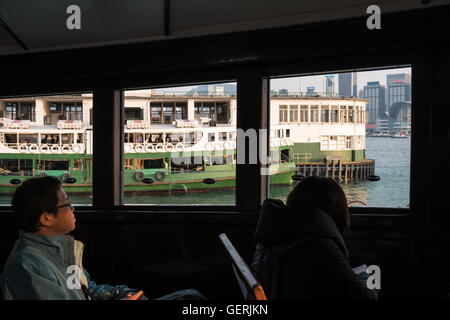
[137,66,411,94]
[271,67,412,93]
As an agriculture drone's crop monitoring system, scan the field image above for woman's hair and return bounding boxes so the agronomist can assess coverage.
[286,176,350,234]
[11,176,62,232]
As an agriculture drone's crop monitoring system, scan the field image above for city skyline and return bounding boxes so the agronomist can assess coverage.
[270,67,411,95]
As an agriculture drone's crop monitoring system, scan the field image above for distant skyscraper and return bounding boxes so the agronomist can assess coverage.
[338,73,352,97]
[325,75,335,96]
[386,73,411,109]
[352,72,358,97]
[363,81,386,130]
[386,73,411,131]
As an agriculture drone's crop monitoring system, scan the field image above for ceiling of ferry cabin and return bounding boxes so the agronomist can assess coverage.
[0,0,448,57]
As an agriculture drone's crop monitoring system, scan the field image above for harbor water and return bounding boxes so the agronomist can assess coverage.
[0,137,410,208]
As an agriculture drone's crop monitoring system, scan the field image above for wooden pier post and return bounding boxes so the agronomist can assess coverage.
[325,161,329,177]
[338,161,342,182]
[344,164,348,183]
[332,160,335,179]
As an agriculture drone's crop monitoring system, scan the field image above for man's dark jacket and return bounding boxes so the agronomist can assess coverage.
[251,199,376,300]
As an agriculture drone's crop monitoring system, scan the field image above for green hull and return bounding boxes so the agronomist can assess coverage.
[0,152,296,194]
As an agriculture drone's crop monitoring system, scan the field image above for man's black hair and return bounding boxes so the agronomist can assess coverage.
[11,176,62,232]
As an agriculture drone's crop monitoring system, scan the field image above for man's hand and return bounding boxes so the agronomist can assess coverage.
[123,290,144,300]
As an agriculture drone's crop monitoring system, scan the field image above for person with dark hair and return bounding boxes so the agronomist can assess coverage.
[0,177,146,300]
[251,176,376,300]
[0,176,205,300]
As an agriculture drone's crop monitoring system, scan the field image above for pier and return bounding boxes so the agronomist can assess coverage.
[295,156,375,183]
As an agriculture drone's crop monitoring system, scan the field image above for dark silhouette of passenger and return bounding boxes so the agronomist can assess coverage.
[251,176,376,300]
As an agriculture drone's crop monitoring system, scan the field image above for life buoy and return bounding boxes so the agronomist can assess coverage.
[134,171,144,182]
[72,144,83,153]
[124,143,134,153]
[280,139,287,146]
[62,145,72,153]
[223,141,233,149]
[40,144,50,153]
[145,144,155,152]
[134,144,144,153]
[165,143,174,152]
[205,142,214,151]
[214,142,223,151]
[19,144,28,153]
[175,142,184,152]
[155,171,166,181]
[29,144,39,153]
[51,145,61,153]
[155,143,165,152]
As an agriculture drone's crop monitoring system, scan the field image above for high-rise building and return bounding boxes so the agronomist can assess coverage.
[352,72,358,97]
[386,73,411,108]
[325,75,335,96]
[338,73,352,97]
[386,73,411,131]
[362,81,386,131]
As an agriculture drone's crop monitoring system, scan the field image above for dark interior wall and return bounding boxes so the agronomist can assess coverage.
[1,6,450,299]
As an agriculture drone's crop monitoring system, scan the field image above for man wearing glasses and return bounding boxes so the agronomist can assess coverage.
[0,176,145,300]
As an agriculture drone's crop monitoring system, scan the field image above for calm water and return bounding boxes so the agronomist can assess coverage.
[0,137,410,208]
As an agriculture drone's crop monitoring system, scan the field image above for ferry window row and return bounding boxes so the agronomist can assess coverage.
[0,66,411,209]
[279,104,366,124]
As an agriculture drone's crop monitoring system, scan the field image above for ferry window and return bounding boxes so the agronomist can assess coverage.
[320,105,329,122]
[64,102,83,121]
[163,103,175,123]
[0,93,93,206]
[73,159,83,170]
[19,134,38,144]
[150,104,162,123]
[49,102,62,112]
[331,106,339,122]
[219,132,227,141]
[124,108,143,120]
[269,67,411,208]
[279,105,288,123]
[175,103,187,120]
[310,105,319,122]
[299,105,308,122]
[123,82,236,206]
[289,105,298,122]
[286,129,290,138]
[38,160,70,171]
[5,102,17,120]
[19,102,36,121]
[0,159,32,174]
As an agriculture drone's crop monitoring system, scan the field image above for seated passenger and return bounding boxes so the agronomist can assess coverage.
[251,176,376,300]
[0,177,205,300]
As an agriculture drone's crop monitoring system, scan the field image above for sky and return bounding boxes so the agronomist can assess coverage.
[270,67,412,93]
[129,66,411,94]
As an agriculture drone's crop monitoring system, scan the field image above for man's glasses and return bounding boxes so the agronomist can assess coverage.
[57,200,73,210]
